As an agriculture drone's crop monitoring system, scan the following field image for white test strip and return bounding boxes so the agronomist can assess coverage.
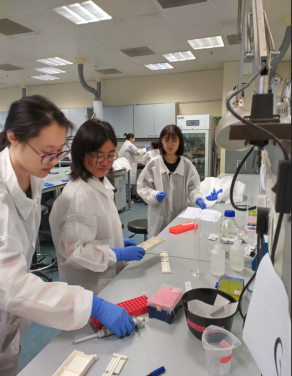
[185,282,192,292]
[160,251,171,274]
[102,353,127,376]
[138,237,165,252]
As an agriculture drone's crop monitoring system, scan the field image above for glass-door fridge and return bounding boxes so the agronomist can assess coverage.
[177,115,215,181]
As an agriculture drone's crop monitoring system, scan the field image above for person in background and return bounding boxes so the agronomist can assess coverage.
[0,96,135,376]
[49,119,145,295]
[119,133,150,202]
[141,140,160,165]
[137,124,206,237]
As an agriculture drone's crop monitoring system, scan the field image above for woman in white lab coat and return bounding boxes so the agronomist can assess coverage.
[0,96,135,376]
[119,133,149,200]
[49,119,145,295]
[137,124,206,237]
[141,140,160,165]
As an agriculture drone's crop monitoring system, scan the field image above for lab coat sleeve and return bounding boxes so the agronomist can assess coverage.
[0,193,92,331]
[127,143,146,156]
[141,152,149,166]
[137,163,160,204]
[188,165,204,203]
[58,212,117,272]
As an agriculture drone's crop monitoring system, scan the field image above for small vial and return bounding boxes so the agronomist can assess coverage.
[230,241,245,271]
[210,244,225,276]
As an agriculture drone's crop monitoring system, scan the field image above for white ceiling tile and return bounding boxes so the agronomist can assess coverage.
[149,40,191,54]
[176,22,222,40]
[42,26,94,44]
[130,55,166,65]
[137,27,182,45]
[97,33,145,50]
[220,19,237,35]
[212,0,238,21]
[95,0,162,18]
[168,59,204,72]
[163,2,217,26]
[0,0,43,16]
[83,19,131,38]
[6,8,69,33]
[120,12,171,32]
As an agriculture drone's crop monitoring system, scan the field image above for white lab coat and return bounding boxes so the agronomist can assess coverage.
[0,147,92,376]
[137,155,204,237]
[141,149,160,166]
[119,140,146,184]
[49,176,126,295]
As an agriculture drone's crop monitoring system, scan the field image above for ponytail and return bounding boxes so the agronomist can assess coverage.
[124,133,134,140]
[0,131,9,152]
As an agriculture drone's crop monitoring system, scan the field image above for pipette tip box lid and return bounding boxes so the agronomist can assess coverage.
[148,285,184,324]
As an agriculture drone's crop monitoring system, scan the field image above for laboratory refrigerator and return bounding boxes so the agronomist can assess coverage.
[177,114,216,180]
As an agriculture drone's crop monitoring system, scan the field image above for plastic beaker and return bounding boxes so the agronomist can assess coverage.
[202,325,241,375]
[245,225,257,246]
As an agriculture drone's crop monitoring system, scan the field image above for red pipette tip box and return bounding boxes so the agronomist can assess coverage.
[90,295,148,329]
[169,221,198,234]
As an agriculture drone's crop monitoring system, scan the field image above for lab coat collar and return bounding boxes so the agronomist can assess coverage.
[87,175,114,196]
[1,147,42,221]
[159,155,185,176]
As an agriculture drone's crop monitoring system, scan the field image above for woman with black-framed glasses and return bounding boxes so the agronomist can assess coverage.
[49,119,145,296]
[0,97,136,376]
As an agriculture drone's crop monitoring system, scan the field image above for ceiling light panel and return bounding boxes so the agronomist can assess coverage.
[31,75,60,81]
[163,51,195,62]
[145,63,173,70]
[188,36,224,49]
[54,1,111,25]
[34,67,66,74]
[36,57,73,66]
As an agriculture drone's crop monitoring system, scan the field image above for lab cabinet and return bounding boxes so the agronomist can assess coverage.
[103,106,114,127]
[69,108,93,136]
[134,105,155,138]
[108,174,126,211]
[0,111,8,127]
[225,150,259,174]
[154,103,178,137]
[114,106,133,138]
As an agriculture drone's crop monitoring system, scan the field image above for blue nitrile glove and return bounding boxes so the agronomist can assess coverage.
[206,188,223,201]
[156,191,167,202]
[124,238,136,247]
[90,295,135,337]
[196,198,207,209]
[112,246,146,261]
[145,145,150,150]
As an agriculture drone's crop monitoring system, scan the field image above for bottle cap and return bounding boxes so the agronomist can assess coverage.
[224,210,235,217]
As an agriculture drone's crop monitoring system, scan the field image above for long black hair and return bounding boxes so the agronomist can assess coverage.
[124,133,134,140]
[0,95,72,152]
[158,124,184,156]
[70,119,117,182]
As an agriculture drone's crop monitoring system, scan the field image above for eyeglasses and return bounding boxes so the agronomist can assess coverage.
[88,154,118,163]
[27,142,71,164]
[162,138,179,145]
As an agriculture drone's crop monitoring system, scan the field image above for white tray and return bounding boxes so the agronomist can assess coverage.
[138,237,165,253]
[53,350,97,376]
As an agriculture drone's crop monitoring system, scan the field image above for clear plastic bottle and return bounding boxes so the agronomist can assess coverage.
[230,241,245,271]
[210,244,225,276]
[219,210,238,243]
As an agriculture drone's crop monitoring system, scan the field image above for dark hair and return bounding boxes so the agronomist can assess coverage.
[70,119,117,182]
[151,141,159,149]
[124,133,134,140]
[158,124,184,156]
[0,95,72,152]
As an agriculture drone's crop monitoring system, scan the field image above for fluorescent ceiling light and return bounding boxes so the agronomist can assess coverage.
[34,67,65,74]
[54,1,111,25]
[145,63,173,70]
[188,36,224,50]
[31,75,60,81]
[36,57,73,66]
[163,51,195,62]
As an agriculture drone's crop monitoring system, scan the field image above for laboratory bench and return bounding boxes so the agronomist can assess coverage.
[18,174,260,376]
